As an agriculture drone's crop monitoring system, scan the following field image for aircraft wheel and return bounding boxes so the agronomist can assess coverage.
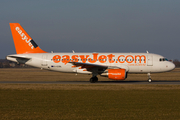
[90,77,95,83]
[94,76,98,82]
[90,76,98,83]
[148,79,152,83]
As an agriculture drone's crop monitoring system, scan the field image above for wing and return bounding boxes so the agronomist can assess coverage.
[70,62,120,74]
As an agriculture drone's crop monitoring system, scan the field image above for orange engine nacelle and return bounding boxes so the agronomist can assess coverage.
[107,69,127,80]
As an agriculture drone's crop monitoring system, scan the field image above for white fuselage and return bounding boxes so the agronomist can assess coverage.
[7,52,175,74]
[8,23,176,82]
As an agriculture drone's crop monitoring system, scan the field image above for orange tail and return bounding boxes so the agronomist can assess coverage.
[9,23,47,54]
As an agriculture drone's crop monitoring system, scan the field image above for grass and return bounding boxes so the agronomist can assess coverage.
[0,68,180,119]
[0,89,180,120]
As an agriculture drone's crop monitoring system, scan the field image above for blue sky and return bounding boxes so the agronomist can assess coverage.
[1,0,180,60]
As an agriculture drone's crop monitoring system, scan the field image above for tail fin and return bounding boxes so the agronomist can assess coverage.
[9,23,47,54]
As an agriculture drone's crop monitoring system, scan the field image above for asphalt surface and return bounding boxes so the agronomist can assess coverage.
[0,81,180,85]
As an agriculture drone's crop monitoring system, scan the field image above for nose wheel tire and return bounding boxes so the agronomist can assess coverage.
[148,78,152,83]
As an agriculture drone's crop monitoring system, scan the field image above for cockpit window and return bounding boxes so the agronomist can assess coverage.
[159,58,168,62]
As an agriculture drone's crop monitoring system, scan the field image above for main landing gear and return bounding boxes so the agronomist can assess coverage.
[90,76,98,83]
[147,73,152,83]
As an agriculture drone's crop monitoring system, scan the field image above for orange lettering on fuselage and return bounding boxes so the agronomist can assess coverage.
[88,53,98,63]
[62,55,70,64]
[72,55,78,62]
[79,55,89,63]
[52,54,146,64]
[135,55,146,63]
[118,55,125,63]
[98,55,107,63]
[53,55,61,63]
[126,55,134,63]
[107,54,115,63]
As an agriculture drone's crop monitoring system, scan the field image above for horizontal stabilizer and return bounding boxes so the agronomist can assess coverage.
[6,55,31,64]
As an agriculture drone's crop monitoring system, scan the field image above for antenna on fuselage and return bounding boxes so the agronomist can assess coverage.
[146,51,149,53]
[72,50,75,53]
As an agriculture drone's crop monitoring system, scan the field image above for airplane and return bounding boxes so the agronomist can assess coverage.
[6,23,175,83]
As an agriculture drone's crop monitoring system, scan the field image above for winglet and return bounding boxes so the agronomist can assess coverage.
[9,23,47,54]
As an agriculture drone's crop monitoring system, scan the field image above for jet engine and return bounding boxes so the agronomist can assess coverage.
[101,69,127,80]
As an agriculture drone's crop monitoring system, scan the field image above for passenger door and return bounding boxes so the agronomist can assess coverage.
[147,55,153,66]
[41,55,48,68]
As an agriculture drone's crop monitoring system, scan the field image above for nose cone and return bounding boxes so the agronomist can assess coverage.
[168,62,175,71]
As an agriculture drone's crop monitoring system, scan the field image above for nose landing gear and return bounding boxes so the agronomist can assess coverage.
[147,73,152,83]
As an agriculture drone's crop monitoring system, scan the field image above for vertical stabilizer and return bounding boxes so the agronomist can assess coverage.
[9,23,47,54]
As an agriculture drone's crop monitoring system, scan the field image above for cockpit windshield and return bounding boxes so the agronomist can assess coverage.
[159,58,168,62]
